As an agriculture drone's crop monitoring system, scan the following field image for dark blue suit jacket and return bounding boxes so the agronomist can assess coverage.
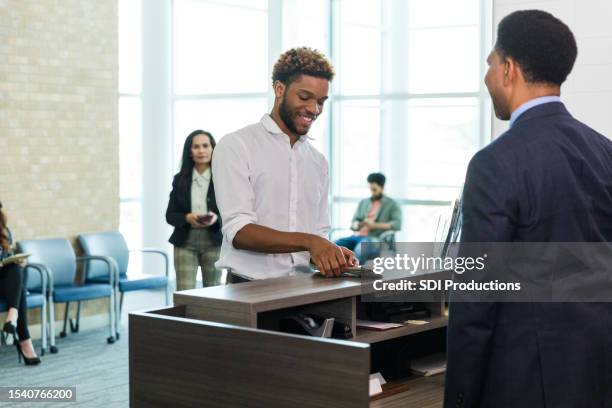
[444,102,612,408]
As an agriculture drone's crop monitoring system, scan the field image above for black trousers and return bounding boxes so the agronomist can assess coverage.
[0,263,30,341]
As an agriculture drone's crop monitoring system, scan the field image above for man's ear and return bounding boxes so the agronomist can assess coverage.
[273,80,286,99]
[504,57,518,85]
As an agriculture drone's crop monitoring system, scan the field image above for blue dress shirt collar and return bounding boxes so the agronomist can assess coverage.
[509,96,562,128]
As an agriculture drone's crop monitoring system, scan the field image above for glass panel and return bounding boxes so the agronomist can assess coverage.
[119,96,142,198]
[213,0,267,9]
[339,24,381,95]
[118,0,141,94]
[408,0,480,28]
[173,0,268,94]
[401,98,479,200]
[282,0,329,53]
[334,100,380,197]
[120,201,143,273]
[398,204,451,242]
[331,201,361,239]
[407,26,480,93]
[340,0,381,26]
[305,109,330,160]
[173,98,268,168]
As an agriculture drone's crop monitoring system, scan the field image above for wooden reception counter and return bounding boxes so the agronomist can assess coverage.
[129,270,450,407]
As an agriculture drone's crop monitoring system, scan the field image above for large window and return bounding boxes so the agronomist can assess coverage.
[119,0,491,247]
[331,0,491,241]
[172,0,269,167]
[118,0,143,254]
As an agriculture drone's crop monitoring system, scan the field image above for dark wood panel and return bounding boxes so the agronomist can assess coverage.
[354,316,449,344]
[370,375,445,408]
[149,305,186,317]
[185,301,255,327]
[130,312,371,408]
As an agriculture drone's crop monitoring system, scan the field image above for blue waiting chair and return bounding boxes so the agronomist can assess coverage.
[17,238,119,345]
[77,231,169,338]
[0,263,50,354]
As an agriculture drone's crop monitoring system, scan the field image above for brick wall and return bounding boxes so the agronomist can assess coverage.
[0,0,119,333]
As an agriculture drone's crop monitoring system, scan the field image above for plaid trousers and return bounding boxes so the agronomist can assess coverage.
[173,228,221,290]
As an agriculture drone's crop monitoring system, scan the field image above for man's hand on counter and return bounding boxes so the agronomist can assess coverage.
[308,236,357,277]
[231,224,357,277]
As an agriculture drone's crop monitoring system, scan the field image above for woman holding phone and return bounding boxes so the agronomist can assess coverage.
[166,130,222,290]
[0,201,41,365]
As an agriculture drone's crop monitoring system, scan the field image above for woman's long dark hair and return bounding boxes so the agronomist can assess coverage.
[177,130,216,190]
[0,201,10,252]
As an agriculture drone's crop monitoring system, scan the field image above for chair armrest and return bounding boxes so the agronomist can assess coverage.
[23,263,49,298]
[378,230,396,242]
[129,248,169,278]
[76,255,119,286]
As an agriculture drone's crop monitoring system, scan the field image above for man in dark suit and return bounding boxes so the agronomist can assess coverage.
[444,10,612,408]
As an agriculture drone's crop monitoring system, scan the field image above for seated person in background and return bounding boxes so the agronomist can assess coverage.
[0,201,41,365]
[334,173,402,263]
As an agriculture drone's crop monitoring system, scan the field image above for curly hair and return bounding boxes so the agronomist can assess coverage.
[495,10,577,86]
[272,47,335,86]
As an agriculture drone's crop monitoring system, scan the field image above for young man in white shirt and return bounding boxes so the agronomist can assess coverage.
[213,47,355,281]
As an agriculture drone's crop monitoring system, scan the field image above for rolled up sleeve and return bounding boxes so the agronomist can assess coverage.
[212,135,258,247]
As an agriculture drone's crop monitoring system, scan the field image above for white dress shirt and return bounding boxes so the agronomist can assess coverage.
[191,167,211,214]
[212,114,330,280]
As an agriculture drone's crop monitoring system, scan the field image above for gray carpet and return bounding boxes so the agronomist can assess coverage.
[0,289,166,408]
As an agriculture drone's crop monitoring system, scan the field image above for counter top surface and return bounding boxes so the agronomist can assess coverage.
[174,270,450,312]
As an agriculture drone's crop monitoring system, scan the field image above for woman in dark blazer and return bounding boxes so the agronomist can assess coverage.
[0,201,41,365]
[166,130,222,290]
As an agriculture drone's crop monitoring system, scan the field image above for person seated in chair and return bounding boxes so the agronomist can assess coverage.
[0,201,41,365]
[334,173,402,263]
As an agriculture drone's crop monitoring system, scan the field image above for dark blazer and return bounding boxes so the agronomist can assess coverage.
[166,172,222,247]
[445,102,612,408]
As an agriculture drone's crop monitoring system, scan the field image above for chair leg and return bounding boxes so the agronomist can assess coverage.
[60,302,70,338]
[107,291,116,344]
[70,301,81,333]
[41,302,47,356]
[115,291,123,340]
[48,301,57,353]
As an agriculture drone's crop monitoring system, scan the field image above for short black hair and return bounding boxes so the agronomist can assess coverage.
[495,10,577,86]
[367,173,386,187]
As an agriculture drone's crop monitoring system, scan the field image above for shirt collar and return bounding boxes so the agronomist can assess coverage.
[193,167,211,182]
[260,114,314,142]
[509,96,562,128]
